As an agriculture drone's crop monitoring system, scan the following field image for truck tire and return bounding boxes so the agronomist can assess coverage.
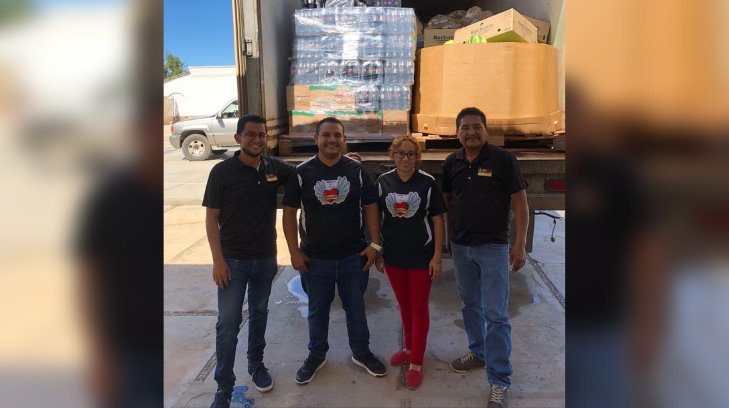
[182,134,211,161]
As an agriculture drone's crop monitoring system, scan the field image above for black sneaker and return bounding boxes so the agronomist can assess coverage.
[295,356,326,384]
[449,352,486,373]
[351,352,388,377]
[210,388,232,408]
[249,362,273,392]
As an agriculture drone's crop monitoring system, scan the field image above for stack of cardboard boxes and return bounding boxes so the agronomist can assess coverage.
[287,6,416,139]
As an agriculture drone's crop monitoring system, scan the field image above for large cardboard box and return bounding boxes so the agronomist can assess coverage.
[423,28,457,47]
[525,16,550,44]
[453,8,537,44]
[412,43,562,135]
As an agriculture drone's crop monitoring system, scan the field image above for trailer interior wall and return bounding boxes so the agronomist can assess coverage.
[259,0,301,138]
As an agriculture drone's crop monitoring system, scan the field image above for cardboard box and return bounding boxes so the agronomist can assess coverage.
[382,110,410,137]
[382,110,409,122]
[453,8,537,44]
[287,85,310,110]
[289,110,322,137]
[412,43,562,135]
[423,28,457,47]
[338,111,383,137]
[382,121,410,137]
[309,85,357,111]
[525,16,550,44]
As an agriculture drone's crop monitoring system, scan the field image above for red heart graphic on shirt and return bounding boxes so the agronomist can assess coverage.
[323,188,339,202]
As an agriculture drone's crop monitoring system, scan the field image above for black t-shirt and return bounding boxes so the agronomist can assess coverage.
[376,169,446,269]
[442,144,528,245]
[202,151,295,260]
[282,155,377,259]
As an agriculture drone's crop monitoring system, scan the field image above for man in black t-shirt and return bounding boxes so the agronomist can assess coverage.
[441,107,529,408]
[282,117,388,385]
[203,115,295,406]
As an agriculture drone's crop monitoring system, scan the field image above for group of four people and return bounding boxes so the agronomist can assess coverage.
[203,107,528,408]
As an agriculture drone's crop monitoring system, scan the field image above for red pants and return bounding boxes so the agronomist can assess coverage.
[384,264,432,365]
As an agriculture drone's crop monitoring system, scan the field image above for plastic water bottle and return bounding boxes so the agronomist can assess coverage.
[340,59,360,83]
[318,60,336,84]
[356,85,377,112]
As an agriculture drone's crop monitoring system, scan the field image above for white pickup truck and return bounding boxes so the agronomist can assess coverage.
[168,99,241,161]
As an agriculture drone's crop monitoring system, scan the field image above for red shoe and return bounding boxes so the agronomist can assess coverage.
[405,368,423,390]
[389,350,410,366]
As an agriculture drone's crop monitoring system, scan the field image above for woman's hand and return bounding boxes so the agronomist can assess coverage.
[429,257,442,280]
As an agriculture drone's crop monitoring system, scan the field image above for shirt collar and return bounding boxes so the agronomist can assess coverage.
[233,150,267,171]
[454,143,491,162]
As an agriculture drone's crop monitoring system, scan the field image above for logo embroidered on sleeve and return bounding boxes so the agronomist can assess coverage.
[477,168,493,177]
[314,176,351,205]
[385,192,421,218]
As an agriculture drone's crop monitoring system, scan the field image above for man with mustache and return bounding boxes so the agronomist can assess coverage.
[282,117,387,385]
[442,107,529,408]
[203,115,294,407]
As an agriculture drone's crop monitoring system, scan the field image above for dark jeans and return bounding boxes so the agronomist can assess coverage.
[214,256,277,390]
[301,253,371,360]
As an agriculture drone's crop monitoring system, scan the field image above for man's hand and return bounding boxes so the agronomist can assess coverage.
[360,245,379,271]
[291,248,309,273]
[212,261,231,288]
[375,254,385,273]
[429,257,442,280]
[344,152,362,162]
[509,246,527,272]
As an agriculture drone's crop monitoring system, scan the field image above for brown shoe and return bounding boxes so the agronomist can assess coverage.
[449,352,485,373]
[487,384,508,408]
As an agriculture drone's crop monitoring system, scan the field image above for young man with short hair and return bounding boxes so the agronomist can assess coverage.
[203,115,295,407]
[282,117,387,385]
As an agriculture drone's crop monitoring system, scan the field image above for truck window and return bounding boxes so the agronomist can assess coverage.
[220,101,238,118]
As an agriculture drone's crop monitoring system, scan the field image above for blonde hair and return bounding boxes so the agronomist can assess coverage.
[387,135,422,161]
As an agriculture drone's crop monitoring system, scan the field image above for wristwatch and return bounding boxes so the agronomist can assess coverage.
[369,242,383,253]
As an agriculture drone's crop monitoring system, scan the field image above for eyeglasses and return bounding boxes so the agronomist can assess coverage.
[243,132,266,140]
[394,151,417,160]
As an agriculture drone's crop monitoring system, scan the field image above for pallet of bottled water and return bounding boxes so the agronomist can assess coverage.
[289,6,416,114]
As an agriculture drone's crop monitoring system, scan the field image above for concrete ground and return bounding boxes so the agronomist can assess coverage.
[164,133,565,408]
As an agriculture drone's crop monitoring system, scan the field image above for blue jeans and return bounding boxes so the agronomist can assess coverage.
[451,242,513,387]
[301,253,371,360]
[214,256,277,390]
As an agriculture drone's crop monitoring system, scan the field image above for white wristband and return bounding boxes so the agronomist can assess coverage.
[369,242,382,252]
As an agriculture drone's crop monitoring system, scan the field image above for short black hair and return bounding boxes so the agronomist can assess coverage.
[236,115,266,134]
[315,117,345,135]
[456,107,487,130]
